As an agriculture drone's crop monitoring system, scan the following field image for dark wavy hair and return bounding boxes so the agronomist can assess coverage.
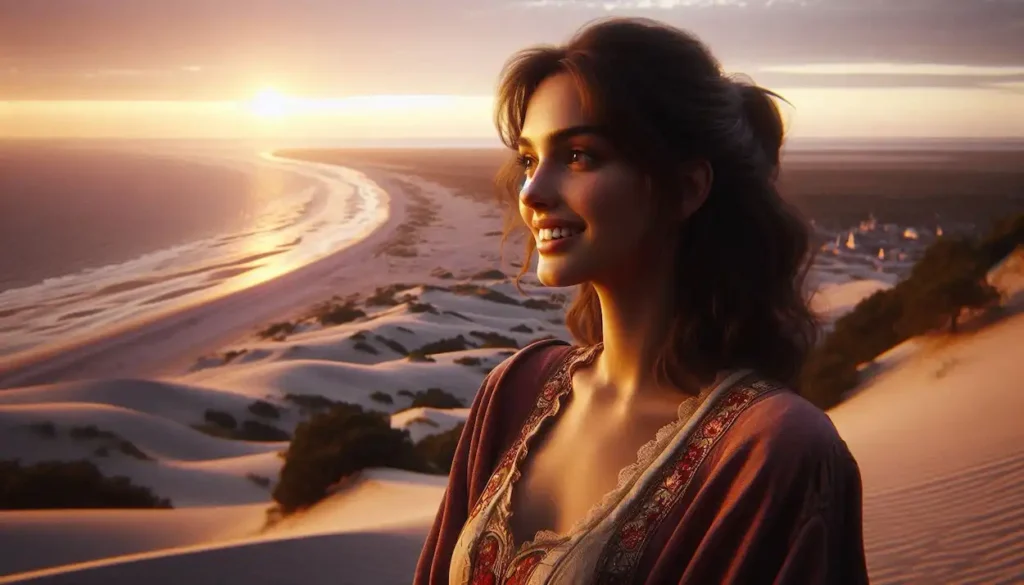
[493,17,819,390]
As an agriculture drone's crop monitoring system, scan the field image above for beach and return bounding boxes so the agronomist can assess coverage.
[1,147,1022,584]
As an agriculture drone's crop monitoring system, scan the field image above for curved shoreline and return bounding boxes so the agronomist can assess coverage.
[0,160,409,390]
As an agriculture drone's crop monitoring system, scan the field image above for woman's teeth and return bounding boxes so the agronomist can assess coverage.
[538,227,582,242]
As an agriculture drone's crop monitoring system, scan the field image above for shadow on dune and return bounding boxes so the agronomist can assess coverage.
[1,528,427,585]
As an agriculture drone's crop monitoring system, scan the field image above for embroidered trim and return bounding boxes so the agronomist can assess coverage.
[592,377,783,584]
[467,345,590,525]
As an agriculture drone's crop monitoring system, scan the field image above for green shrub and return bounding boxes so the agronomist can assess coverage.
[272,404,424,514]
[410,388,464,410]
[415,423,465,474]
[413,335,472,356]
[370,391,394,405]
[0,460,171,509]
[248,400,281,420]
[237,420,291,442]
[470,330,519,349]
[27,422,56,439]
[257,322,296,340]
[204,409,238,430]
[312,301,366,326]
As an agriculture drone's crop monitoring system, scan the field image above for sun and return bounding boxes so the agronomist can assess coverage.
[249,88,291,117]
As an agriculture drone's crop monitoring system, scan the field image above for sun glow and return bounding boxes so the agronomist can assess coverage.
[249,88,292,117]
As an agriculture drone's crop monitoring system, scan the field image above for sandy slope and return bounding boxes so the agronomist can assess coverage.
[2,154,1020,584]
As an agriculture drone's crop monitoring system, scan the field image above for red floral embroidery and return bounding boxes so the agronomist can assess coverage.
[504,550,545,585]
[470,533,501,585]
[463,345,599,584]
[593,377,782,584]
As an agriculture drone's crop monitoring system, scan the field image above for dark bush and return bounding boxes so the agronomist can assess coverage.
[413,335,472,356]
[0,459,171,509]
[410,388,464,410]
[237,420,291,442]
[449,284,519,305]
[522,298,562,310]
[415,423,466,474]
[312,301,366,326]
[248,400,281,420]
[510,324,533,333]
[470,330,519,349]
[353,341,379,354]
[284,393,339,412]
[272,403,424,514]
[375,335,408,355]
[27,422,56,439]
[370,391,394,405]
[799,217,1019,410]
[204,409,238,430]
[222,349,248,363]
[454,356,482,366]
[69,425,117,441]
[470,269,506,280]
[257,321,296,340]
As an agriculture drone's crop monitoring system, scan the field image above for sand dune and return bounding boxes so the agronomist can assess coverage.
[1,157,1020,584]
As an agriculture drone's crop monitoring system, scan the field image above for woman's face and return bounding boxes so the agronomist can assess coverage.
[517,73,652,288]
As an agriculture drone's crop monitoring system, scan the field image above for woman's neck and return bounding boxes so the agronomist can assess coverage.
[588,268,681,405]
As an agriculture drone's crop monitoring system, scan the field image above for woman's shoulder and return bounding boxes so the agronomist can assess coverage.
[720,377,858,471]
[486,338,576,393]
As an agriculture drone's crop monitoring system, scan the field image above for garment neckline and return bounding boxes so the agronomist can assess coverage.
[500,343,748,554]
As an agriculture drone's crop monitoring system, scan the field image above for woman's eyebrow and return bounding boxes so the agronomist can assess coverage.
[517,125,607,149]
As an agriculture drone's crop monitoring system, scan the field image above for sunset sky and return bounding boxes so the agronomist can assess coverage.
[1,0,1022,141]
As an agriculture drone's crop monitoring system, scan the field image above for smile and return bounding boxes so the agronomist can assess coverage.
[536,226,584,254]
[537,226,584,242]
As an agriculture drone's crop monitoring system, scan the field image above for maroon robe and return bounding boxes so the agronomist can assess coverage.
[414,339,870,584]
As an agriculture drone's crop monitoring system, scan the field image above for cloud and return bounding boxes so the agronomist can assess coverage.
[0,0,1021,99]
[760,63,1024,77]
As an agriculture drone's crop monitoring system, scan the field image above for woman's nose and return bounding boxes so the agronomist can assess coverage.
[518,165,558,210]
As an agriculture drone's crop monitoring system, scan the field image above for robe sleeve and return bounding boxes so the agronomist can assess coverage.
[651,394,870,585]
[412,340,570,585]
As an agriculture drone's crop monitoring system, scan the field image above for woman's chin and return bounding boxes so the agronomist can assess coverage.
[536,258,586,288]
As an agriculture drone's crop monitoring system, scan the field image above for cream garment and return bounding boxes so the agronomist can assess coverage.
[449,345,753,585]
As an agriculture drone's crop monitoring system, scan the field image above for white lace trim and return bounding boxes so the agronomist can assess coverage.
[504,344,735,552]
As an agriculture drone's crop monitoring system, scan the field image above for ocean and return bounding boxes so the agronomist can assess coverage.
[0,141,390,359]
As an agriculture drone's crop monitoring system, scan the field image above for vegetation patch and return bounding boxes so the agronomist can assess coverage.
[257,322,296,341]
[510,324,533,333]
[471,330,519,349]
[353,341,379,354]
[454,356,482,366]
[375,335,409,355]
[246,473,272,489]
[222,349,249,363]
[27,421,56,439]
[415,423,466,474]
[68,425,152,462]
[272,403,424,514]
[470,269,506,280]
[248,400,281,420]
[448,284,520,305]
[370,391,394,405]
[413,335,473,356]
[800,213,1022,410]
[0,460,172,509]
[523,298,562,310]
[310,300,366,326]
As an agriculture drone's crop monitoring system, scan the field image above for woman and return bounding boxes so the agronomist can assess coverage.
[415,17,869,585]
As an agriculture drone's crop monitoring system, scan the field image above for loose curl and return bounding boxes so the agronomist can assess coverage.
[493,17,819,390]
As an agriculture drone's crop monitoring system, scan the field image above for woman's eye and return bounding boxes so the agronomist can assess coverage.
[568,149,595,168]
[515,154,536,175]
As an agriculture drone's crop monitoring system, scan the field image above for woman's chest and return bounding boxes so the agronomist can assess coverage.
[508,404,676,541]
